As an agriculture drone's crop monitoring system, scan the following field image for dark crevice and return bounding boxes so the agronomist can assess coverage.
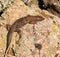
[34,43,42,50]
[0,7,9,17]
[38,0,47,9]
[38,0,60,17]
[50,4,60,14]
[47,4,60,17]
[0,7,8,17]
[11,48,15,56]
[0,10,3,17]
[34,43,42,57]
[0,1,4,17]
[0,3,9,17]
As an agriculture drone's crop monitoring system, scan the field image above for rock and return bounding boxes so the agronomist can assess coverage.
[0,0,60,57]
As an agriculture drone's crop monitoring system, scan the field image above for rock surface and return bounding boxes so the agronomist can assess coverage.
[0,0,60,57]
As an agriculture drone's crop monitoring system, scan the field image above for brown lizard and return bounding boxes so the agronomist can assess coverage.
[5,15,44,57]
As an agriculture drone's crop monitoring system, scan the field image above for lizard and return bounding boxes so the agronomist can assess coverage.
[4,15,44,57]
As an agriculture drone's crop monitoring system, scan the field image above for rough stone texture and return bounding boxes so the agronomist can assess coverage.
[0,0,15,12]
[0,0,60,57]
